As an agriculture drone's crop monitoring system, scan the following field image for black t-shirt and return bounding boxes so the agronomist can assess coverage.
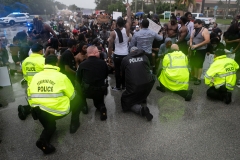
[59,49,76,82]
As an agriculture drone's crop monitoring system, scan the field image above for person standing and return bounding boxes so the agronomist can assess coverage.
[189,19,210,85]
[167,16,178,44]
[108,3,131,91]
[121,47,155,121]
[205,49,239,104]
[129,19,163,73]
[184,12,194,36]
[28,55,80,154]
[76,46,108,120]
[212,23,222,40]
[176,16,189,55]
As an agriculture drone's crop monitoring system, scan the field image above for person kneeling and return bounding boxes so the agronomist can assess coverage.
[205,49,239,104]
[28,55,81,154]
[156,44,193,101]
[121,47,155,121]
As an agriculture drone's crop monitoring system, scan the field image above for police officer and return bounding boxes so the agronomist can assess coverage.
[121,47,155,121]
[205,49,239,104]
[28,55,80,154]
[18,43,45,120]
[76,45,108,121]
[157,44,193,101]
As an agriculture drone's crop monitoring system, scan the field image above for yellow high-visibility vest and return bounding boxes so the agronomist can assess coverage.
[159,51,189,91]
[28,65,75,116]
[205,55,239,90]
[22,53,45,86]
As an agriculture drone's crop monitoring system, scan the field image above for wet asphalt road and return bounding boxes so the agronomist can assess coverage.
[0,23,240,160]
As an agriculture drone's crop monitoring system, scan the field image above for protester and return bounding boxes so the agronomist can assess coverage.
[167,15,178,44]
[108,3,131,91]
[189,19,210,85]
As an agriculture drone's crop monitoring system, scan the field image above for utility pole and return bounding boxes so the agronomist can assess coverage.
[201,0,205,13]
[142,0,143,12]
[135,0,137,13]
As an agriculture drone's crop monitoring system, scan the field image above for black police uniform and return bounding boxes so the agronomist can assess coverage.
[76,56,108,120]
[121,49,155,120]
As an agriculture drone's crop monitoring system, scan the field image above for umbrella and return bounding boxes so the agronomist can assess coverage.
[135,12,144,17]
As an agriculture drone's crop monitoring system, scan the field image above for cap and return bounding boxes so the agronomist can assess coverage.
[130,46,138,53]
[72,29,78,34]
[31,43,43,52]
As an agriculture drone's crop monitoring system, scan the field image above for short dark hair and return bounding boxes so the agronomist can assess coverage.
[194,19,203,24]
[67,39,77,48]
[214,49,225,56]
[76,43,87,54]
[31,44,43,52]
[180,16,188,24]
[210,37,220,44]
[141,19,149,28]
[116,17,124,28]
[184,12,192,17]
[45,55,58,66]
[171,15,177,20]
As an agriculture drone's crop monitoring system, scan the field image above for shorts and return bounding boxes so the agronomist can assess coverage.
[190,49,206,68]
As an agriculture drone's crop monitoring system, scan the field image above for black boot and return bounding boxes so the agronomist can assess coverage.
[100,107,107,121]
[81,105,88,114]
[194,79,201,85]
[185,89,194,101]
[18,105,31,120]
[36,139,56,154]
[224,92,232,104]
[141,106,153,121]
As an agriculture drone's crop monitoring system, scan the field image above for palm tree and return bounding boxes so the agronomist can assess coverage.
[175,0,196,11]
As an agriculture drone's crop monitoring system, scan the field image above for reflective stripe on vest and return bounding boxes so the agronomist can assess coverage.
[70,91,76,100]
[215,71,236,78]
[205,73,212,79]
[32,104,69,115]
[215,83,234,89]
[167,54,188,69]
[168,77,189,85]
[26,72,38,76]
[30,93,64,98]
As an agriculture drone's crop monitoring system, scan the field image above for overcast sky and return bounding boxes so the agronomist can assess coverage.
[56,0,133,9]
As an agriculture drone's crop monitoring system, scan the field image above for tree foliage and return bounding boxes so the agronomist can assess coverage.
[95,0,125,13]
[0,0,68,17]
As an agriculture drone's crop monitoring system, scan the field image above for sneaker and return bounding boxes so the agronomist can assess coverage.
[156,86,165,92]
[100,107,107,121]
[70,123,80,134]
[36,139,56,154]
[111,86,121,91]
[18,105,27,120]
[141,106,153,121]
[224,92,232,104]
[81,105,88,114]
[194,79,201,85]
[185,89,194,101]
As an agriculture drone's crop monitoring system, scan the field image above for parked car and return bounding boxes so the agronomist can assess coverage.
[0,12,29,26]
[192,13,216,25]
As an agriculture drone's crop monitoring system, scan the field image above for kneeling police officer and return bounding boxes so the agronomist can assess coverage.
[76,45,108,121]
[28,55,81,154]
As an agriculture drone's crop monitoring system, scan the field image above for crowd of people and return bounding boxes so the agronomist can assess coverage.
[1,2,240,154]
